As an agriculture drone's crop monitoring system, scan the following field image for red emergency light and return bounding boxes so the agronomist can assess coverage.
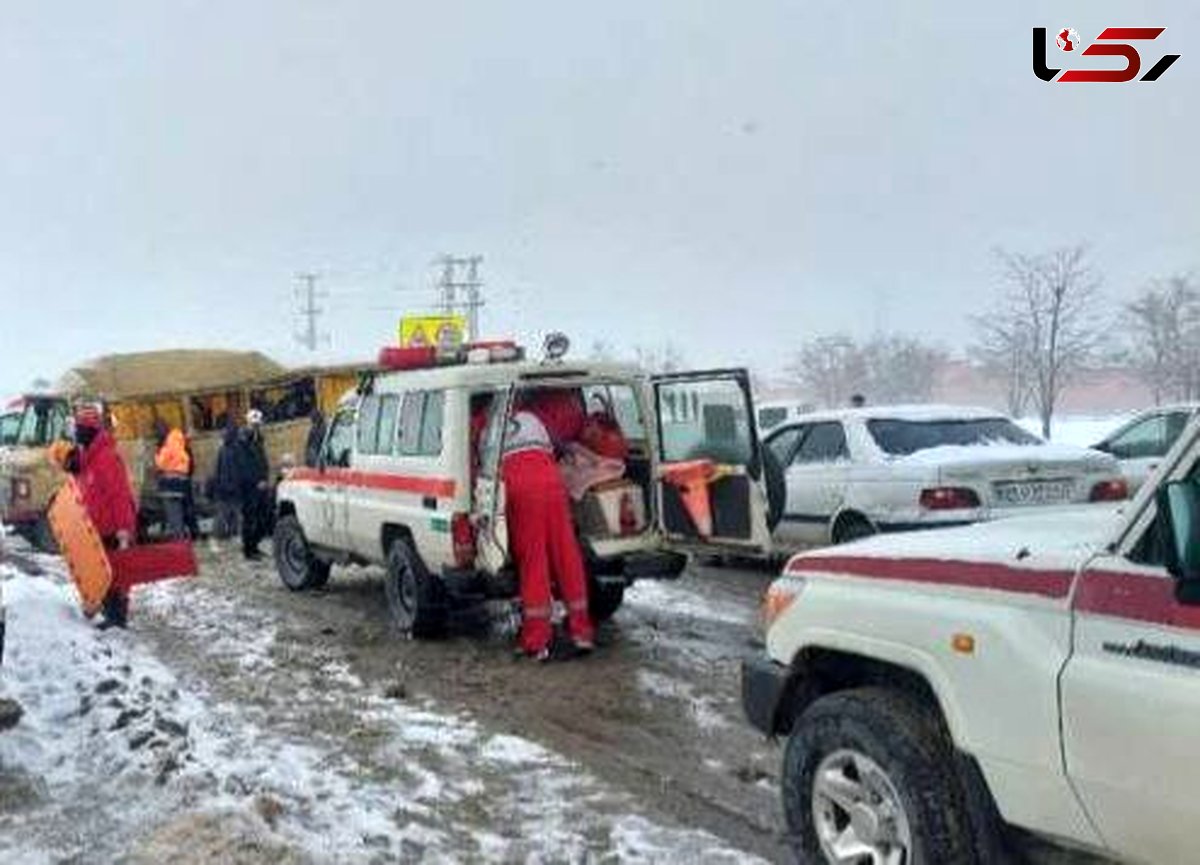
[377,340,523,372]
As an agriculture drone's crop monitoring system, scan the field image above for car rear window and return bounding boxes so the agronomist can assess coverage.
[867,417,1040,456]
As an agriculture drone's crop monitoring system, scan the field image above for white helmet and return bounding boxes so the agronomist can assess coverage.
[246,408,264,426]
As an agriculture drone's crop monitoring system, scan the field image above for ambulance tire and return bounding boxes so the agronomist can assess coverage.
[274,515,331,591]
[762,447,785,532]
[588,581,625,623]
[385,538,447,638]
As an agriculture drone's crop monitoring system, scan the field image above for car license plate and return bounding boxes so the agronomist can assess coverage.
[992,479,1074,507]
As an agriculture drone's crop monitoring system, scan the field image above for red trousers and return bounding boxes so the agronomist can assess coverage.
[502,450,594,652]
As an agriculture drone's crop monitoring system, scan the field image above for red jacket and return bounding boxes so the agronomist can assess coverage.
[78,431,138,540]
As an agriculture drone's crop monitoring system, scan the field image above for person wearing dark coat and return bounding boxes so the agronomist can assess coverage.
[235,409,272,560]
[304,408,326,468]
[210,424,243,540]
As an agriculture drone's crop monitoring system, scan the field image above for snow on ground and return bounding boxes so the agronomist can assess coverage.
[1018,414,1134,448]
[624,578,752,628]
[0,558,764,863]
[635,671,728,732]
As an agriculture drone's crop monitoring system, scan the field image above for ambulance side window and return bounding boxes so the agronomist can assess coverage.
[418,392,445,456]
[376,395,401,455]
[356,396,382,454]
[397,392,424,455]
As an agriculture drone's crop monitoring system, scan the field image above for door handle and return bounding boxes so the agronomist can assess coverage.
[312,485,327,493]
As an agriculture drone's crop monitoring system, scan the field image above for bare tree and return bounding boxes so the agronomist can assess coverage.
[977,245,1103,438]
[862,334,947,404]
[1123,275,1200,404]
[787,335,867,408]
[787,333,944,407]
[970,310,1033,417]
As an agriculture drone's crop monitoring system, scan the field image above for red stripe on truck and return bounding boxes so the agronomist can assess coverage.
[787,555,1200,631]
[785,555,1074,599]
[288,467,456,499]
[1073,569,1200,631]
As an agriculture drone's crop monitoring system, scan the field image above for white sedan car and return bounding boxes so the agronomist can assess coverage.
[1091,403,1199,494]
[764,405,1127,547]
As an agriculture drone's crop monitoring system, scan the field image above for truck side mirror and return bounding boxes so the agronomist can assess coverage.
[1158,480,1200,602]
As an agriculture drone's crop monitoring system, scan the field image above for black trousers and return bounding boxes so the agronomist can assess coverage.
[241,489,271,555]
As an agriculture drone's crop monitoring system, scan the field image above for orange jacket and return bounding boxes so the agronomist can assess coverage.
[155,429,192,476]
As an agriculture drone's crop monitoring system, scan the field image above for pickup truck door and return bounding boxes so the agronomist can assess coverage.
[1061,484,1200,862]
[651,368,771,554]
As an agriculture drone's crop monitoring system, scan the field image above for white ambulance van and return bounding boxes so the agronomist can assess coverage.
[273,340,781,636]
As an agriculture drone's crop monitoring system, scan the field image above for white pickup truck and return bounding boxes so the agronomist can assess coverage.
[744,416,1200,864]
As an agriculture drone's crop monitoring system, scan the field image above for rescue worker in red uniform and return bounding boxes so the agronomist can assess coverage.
[501,403,595,660]
[72,406,139,628]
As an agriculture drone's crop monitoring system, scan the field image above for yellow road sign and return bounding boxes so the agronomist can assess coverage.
[399,315,466,350]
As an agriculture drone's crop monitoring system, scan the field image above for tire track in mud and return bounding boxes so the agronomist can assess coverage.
[142,549,793,862]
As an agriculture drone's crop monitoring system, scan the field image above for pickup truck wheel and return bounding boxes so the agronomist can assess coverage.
[784,687,974,865]
[385,538,446,638]
[588,581,625,622]
[273,515,331,591]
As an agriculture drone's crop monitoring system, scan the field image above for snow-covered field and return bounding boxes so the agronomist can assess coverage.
[0,554,764,864]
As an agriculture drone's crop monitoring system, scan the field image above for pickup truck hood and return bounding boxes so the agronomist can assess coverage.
[788,503,1125,578]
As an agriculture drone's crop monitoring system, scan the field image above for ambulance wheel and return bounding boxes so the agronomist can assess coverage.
[589,581,625,623]
[385,538,446,638]
[274,515,331,591]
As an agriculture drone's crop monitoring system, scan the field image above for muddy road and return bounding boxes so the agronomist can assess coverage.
[2,539,1111,863]
[144,548,790,862]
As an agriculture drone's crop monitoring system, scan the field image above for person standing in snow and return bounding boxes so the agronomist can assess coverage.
[501,396,594,661]
[235,409,272,561]
[209,423,242,542]
[153,421,192,539]
[71,405,138,628]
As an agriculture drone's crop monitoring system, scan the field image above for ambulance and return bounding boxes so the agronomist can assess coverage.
[273,337,783,634]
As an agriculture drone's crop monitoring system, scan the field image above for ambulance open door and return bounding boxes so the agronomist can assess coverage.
[472,387,511,575]
[651,369,772,555]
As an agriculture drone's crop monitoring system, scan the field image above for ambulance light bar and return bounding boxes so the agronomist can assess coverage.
[377,340,524,372]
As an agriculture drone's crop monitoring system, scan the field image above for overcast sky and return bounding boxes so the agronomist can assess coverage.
[0,1,1195,396]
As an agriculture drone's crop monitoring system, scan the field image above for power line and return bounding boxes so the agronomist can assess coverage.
[294,272,328,351]
[435,254,485,340]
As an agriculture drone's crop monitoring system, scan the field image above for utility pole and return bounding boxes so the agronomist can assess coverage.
[435,255,484,340]
[294,272,327,351]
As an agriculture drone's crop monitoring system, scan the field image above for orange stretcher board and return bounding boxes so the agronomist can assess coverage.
[47,478,114,617]
[47,478,199,617]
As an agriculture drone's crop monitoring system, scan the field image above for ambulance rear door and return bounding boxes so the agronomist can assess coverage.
[472,386,512,574]
[650,369,772,555]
